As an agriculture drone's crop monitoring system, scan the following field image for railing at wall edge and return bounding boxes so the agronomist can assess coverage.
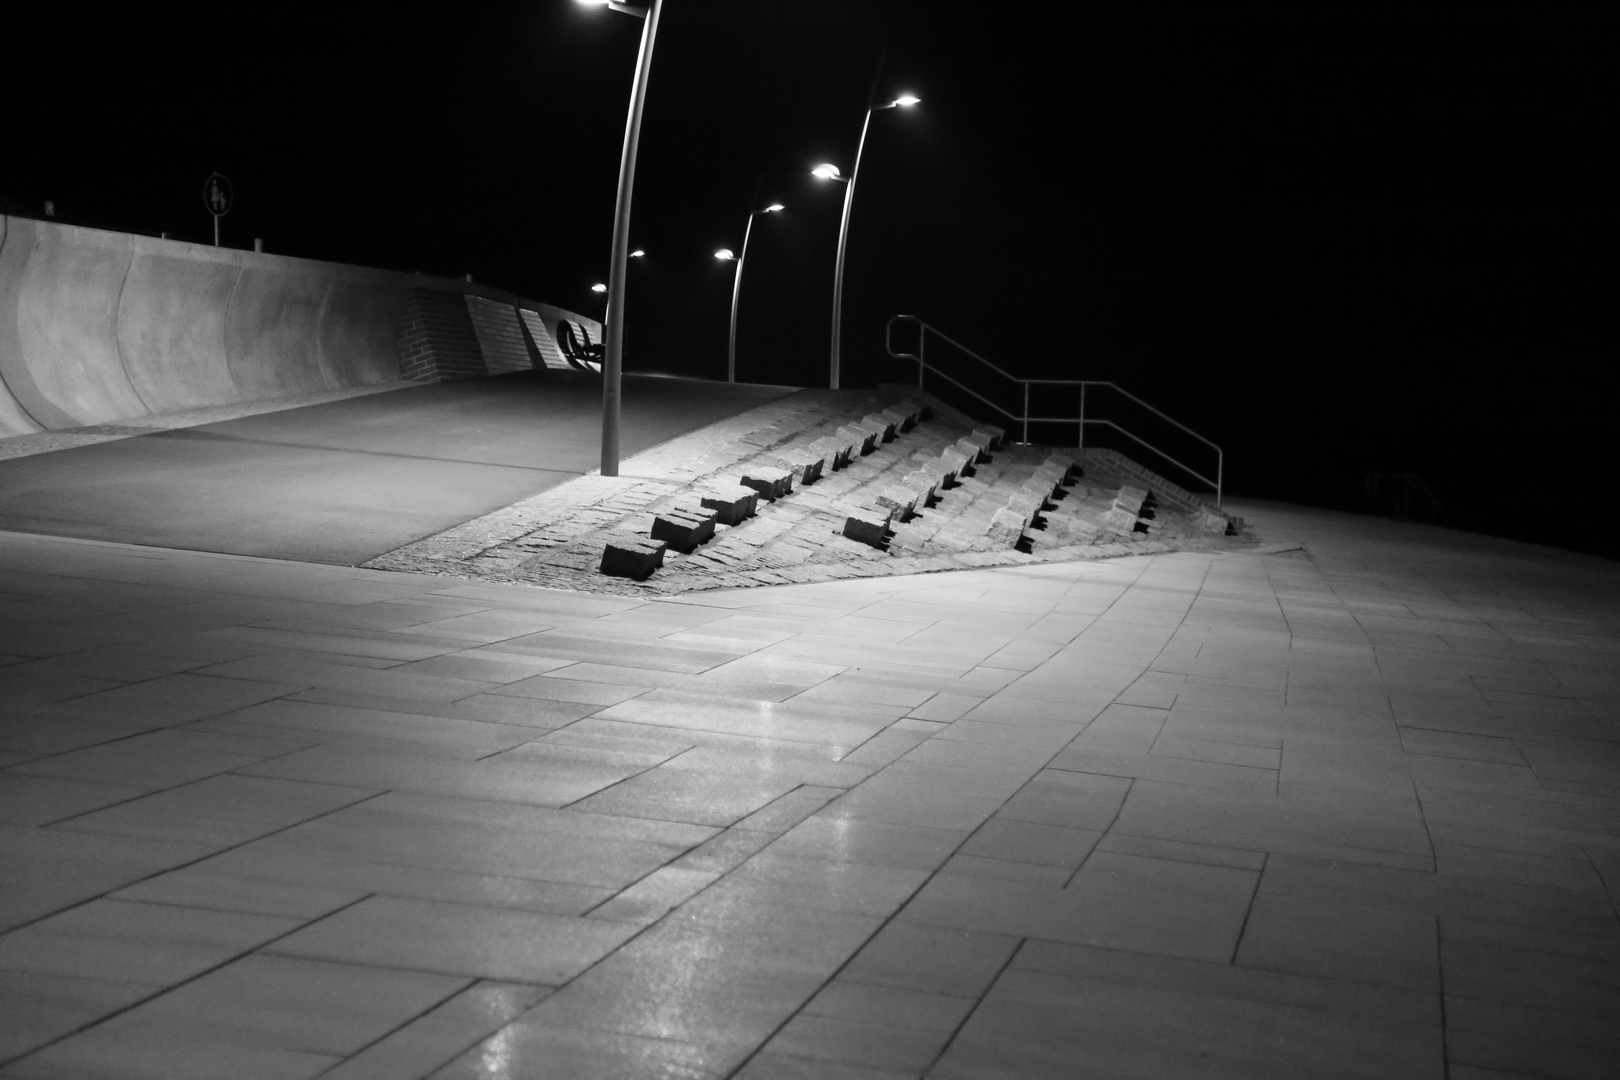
[885,314,1224,508]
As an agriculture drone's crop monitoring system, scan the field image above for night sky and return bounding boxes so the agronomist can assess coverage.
[6,2,1617,557]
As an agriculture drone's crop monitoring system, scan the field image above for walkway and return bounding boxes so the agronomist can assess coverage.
[0,373,794,565]
[2,499,1617,1078]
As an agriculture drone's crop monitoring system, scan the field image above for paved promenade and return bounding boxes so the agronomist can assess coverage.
[2,500,1617,1078]
[0,373,793,565]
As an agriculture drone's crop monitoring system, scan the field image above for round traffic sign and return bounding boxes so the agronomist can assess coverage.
[203,172,233,217]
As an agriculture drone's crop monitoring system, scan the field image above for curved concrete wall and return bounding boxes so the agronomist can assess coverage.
[0,216,48,436]
[118,240,244,414]
[0,216,455,434]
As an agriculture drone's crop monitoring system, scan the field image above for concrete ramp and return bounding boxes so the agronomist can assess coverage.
[0,372,796,564]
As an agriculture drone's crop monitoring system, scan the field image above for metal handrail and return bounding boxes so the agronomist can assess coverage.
[885,314,1224,506]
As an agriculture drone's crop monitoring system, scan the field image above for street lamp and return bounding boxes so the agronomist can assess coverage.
[576,0,664,476]
[590,251,642,295]
[714,202,784,383]
[814,93,918,390]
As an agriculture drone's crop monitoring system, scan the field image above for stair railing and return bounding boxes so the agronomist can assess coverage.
[885,314,1224,507]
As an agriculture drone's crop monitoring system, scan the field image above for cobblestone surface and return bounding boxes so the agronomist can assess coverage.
[363,386,1256,595]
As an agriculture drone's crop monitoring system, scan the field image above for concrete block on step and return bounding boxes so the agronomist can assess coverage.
[987,506,1029,547]
[1113,485,1148,515]
[810,436,854,471]
[971,425,1006,451]
[650,507,717,554]
[1020,477,1059,505]
[901,470,938,506]
[939,448,971,482]
[1032,463,1068,489]
[1044,454,1082,482]
[860,414,897,442]
[954,437,988,463]
[837,425,877,456]
[771,447,825,485]
[699,484,759,525]
[601,533,667,579]
[1005,491,1045,526]
[881,406,916,433]
[841,504,894,547]
[741,466,793,501]
[873,486,919,522]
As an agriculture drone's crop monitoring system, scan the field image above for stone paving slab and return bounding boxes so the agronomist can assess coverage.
[1,501,1618,1077]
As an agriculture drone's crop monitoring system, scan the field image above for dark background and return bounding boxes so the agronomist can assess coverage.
[5,2,1616,557]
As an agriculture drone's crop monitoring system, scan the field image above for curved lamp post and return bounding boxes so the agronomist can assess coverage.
[814,92,918,390]
[577,0,664,476]
[714,203,783,383]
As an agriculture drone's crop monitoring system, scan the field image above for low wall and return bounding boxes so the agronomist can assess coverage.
[0,216,601,437]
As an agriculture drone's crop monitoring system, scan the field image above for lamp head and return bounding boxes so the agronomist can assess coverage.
[811,163,842,181]
[575,0,648,16]
[763,203,785,213]
[629,249,645,258]
[714,249,736,261]
[893,93,920,107]
[590,283,607,293]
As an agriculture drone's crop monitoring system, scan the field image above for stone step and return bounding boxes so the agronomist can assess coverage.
[594,390,952,575]
[521,385,1242,592]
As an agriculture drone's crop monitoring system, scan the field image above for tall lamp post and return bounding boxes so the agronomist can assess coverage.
[714,203,783,383]
[813,92,918,390]
[577,0,663,477]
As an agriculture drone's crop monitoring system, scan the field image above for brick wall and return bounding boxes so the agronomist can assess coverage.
[397,289,486,382]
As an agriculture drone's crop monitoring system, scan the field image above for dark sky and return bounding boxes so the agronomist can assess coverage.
[6,2,1618,554]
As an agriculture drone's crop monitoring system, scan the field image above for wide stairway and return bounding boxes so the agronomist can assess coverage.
[369,387,1247,595]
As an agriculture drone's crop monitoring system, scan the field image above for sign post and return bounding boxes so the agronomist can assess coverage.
[203,172,233,247]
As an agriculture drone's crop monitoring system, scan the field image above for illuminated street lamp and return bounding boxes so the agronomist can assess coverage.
[714,202,784,383]
[590,251,641,295]
[814,93,918,390]
[576,0,664,476]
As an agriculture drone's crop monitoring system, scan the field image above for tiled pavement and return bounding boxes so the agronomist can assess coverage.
[2,499,1617,1078]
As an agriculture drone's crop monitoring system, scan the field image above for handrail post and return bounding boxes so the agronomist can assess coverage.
[1217,451,1224,509]
[1077,383,1086,451]
[1022,382,1029,445]
[917,325,925,390]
